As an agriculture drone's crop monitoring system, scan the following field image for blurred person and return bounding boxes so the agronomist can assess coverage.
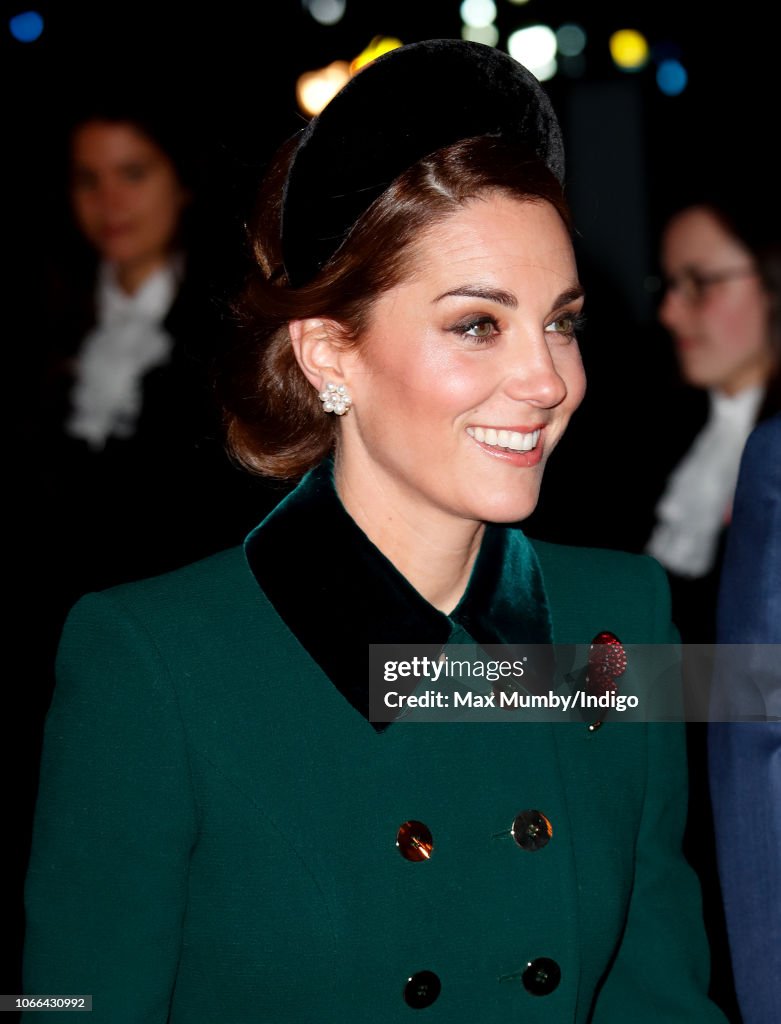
[709,412,781,1024]
[645,198,780,642]
[7,102,277,1005]
[35,103,277,622]
[642,196,780,1022]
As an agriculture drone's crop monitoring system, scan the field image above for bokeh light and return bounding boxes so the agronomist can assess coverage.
[350,36,402,74]
[556,23,586,58]
[9,10,44,42]
[460,0,497,29]
[507,25,557,80]
[306,0,346,27]
[609,29,649,71]
[462,23,500,47]
[296,61,351,116]
[657,59,688,95]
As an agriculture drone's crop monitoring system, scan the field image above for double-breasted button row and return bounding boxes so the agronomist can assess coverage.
[398,810,553,860]
[404,957,562,1009]
[396,815,557,1008]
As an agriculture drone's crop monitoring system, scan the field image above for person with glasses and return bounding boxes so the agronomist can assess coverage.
[643,197,780,1023]
[645,197,780,642]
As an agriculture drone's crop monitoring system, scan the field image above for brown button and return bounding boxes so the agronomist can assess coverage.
[522,957,561,995]
[511,810,553,851]
[404,970,441,1008]
[397,820,434,861]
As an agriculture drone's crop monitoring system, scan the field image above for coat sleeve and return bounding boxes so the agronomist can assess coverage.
[23,591,197,1023]
[591,558,727,1023]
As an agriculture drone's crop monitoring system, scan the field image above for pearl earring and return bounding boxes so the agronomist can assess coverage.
[319,382,352,416]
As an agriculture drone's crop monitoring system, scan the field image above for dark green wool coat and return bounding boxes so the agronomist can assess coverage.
[24,462,726,1022]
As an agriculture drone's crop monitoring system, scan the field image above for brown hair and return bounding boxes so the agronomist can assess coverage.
[222,135,571,479]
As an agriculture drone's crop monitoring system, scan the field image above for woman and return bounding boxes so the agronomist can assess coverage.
[639,197,781,1020]
[24,42,726,1022]
[20,101,263,767]
[645,198,781,641]
[29,105,273,643]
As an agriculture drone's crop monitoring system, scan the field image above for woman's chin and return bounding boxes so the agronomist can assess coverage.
[467,487,542,526]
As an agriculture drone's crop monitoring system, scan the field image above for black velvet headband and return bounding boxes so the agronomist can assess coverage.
[280,38,565,288]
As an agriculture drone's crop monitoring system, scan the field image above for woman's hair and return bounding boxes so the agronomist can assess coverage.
[61,101,203,265]
[67,99,200,192]
[700,199,781,418]
[223,134,571,480]
[711,201,781,418]
[662,192,781,416]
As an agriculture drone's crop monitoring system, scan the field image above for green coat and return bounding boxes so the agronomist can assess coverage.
[24,462,725,1022]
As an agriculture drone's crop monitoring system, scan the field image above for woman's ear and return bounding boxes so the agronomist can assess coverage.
[288,318,351,392]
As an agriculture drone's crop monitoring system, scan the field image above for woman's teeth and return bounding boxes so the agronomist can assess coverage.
[467,426,541,452]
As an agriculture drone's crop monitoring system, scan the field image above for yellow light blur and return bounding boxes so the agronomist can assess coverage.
[296,61,352,117]
[350,36,403,74]
[609,29,649,70]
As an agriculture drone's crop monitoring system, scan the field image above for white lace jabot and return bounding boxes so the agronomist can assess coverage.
[66,261,179,450]
[645,385,764,578]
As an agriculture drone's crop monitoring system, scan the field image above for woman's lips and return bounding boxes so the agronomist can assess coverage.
[100,224,134,241]
[466,425,545,467]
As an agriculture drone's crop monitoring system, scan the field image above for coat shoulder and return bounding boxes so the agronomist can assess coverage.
[79,544,271,643]
[529,537,674,643]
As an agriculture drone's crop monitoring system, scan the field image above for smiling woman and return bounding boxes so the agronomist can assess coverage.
[645,198,781,641]
[27,104,265,640]
[24,41,728,1023]
[69,119,190,296]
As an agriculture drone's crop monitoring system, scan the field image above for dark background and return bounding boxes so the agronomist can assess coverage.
[5,0,777,323]
[3,0,777,1013]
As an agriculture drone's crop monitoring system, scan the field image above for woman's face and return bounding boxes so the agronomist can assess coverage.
[335,193,586,529]
[70,120,188,274]
[658,205,772,394]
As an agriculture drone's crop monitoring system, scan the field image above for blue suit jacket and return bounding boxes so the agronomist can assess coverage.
[709,412,781,1024]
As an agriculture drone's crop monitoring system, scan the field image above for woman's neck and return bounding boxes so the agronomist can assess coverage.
[334,457,485,615]
[112,254,170,296]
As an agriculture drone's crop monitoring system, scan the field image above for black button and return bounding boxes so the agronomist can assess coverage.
[397,820,434,861]
[404,970,441,1008]
[511,810,553,851]
[522,957,561,996]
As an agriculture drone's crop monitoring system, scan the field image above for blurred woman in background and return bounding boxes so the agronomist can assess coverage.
[645,197,780,641]
[34,103,274,628]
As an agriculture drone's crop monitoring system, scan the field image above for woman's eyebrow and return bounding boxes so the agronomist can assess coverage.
[552,285,586,307]
[433,285,518,307]
[432,284,585,308]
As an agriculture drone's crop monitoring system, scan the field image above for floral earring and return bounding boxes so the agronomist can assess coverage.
[319,382,352,416]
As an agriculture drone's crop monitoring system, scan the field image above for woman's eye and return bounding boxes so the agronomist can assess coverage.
[545,313,585,337]
[451,316,500,341]
[72,171,97,192]
[121,163,149,182]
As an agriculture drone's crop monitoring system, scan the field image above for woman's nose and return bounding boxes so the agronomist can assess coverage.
[91,178,128,215]
[659,285,690,332]
[503,338,568,409]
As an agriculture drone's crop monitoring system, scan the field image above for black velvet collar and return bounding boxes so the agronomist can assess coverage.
[244,459,552,729]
